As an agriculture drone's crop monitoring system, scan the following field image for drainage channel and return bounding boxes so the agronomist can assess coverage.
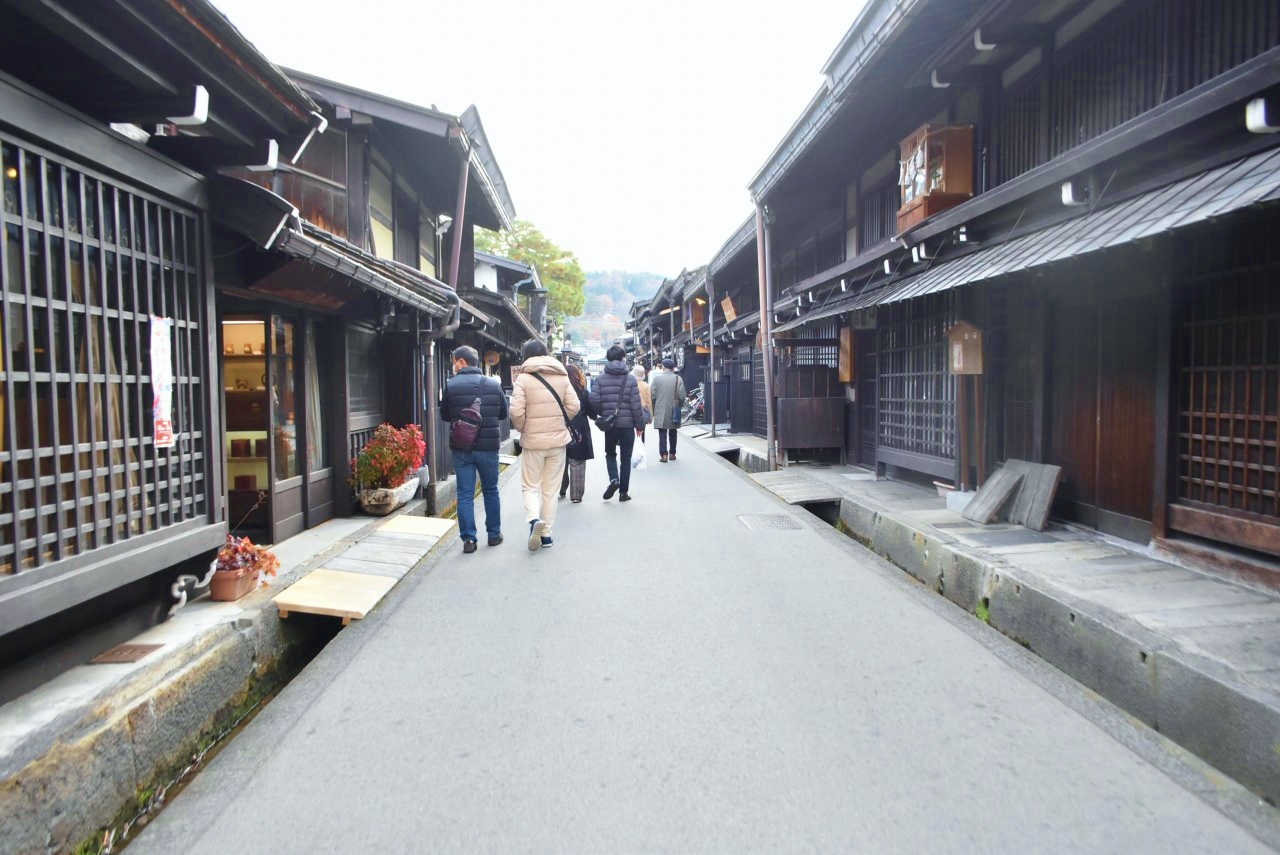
[102,613,341,854]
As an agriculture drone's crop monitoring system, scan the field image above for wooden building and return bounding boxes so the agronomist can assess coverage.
[747,0,1280,576]
[214,72,516,537]
[0,0,317,641]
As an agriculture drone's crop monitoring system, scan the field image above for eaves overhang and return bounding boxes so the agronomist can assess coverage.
[709,215,757,275]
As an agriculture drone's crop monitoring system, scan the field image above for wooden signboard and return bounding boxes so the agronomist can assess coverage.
[838,326,853,383]
[946,321,984,375]
[722,295,737,324]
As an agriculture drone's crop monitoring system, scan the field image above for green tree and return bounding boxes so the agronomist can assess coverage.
[475,220,586,319]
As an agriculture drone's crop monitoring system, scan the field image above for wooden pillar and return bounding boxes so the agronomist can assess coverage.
[1151,243,1175,539]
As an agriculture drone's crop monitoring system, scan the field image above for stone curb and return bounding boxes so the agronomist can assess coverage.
[0,498,453,855]
[831,486,1280,804]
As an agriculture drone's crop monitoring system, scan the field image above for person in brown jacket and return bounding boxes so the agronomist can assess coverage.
[632,364,652,444]
[509,338,579,552]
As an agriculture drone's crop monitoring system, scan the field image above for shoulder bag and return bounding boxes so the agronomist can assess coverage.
[669,376,683,427]
[594,375,628,432]
[531,373,584,451]
[450,396,483,450]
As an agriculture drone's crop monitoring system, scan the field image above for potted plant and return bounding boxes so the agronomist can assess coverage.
[350,423,425,515]
[210,533,280,601]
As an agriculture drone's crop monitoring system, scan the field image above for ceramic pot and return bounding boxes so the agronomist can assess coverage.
[209,568,257,601]
[359,478,418,516]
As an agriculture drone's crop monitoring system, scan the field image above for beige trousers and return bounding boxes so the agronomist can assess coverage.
[520,446,566,535]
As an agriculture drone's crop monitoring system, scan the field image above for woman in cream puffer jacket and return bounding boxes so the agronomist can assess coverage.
[510,355,579,448]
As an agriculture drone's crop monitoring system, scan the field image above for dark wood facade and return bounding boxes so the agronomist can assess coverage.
[727,0,1280,578]
[0,0,316,639]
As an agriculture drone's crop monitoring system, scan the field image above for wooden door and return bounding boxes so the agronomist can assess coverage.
[1049,302,1099,517]
[303,318,335,527]
[857,331,878,466]
[1049,295,1156,541]
[269,315,305,542]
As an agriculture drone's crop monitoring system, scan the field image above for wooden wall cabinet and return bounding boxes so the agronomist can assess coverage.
[897,123,974,233]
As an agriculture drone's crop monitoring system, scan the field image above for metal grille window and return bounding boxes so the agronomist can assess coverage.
[877,292,956,462]
[860,181,897,249]
[1175,215,1280,518]
[0,138,208,574]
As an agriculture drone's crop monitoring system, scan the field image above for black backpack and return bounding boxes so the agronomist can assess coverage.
[450,397,483,450]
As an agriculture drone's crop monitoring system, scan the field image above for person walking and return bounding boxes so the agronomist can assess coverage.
[440,346,507,553]
[632,364,652,444]
[650,357,686,462]
[589,345,647,502]
[510,338,579,552]
[558,363,596,503]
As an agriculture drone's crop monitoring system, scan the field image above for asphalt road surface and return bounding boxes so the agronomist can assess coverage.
[132,433,1279,853]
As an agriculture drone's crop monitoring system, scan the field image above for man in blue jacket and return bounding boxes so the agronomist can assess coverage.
[588,345,649,502]
[441,346,508,553]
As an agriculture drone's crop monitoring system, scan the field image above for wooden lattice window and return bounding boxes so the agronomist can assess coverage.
[877,292,957,463]
[1176,216,1280,518]
[0,137,209,574]
[860,181,898,249]
[996,77,1041,187]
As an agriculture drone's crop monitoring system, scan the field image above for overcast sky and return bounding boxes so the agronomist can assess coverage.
[211,0,866,275]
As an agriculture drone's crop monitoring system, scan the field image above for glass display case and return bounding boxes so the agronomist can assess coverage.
[897,123,974,233]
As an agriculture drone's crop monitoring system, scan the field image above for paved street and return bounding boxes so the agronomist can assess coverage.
[133,436,1276,854]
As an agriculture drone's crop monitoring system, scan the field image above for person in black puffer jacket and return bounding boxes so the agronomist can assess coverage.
[588,345,649,502]
[440,346,508,552]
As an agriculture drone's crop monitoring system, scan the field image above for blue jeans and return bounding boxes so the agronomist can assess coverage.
[453,449,501,542]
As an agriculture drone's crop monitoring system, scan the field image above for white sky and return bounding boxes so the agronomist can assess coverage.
[211,0,866,275]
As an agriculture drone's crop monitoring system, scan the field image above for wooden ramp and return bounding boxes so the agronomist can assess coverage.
[274,514,456,625]
[749,470,842,505]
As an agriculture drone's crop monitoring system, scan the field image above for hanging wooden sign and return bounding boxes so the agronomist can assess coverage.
[722,295,737,324]
[946,320,984,375]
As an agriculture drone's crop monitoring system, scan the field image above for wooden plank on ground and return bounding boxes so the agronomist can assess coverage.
[1001,459,1063,531]
[379,515,457,538]
[962,468,1023,524]
[749,470,841,505]
[273,568,396,625]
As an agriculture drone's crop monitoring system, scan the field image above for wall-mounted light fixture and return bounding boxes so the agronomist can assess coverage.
[1061,180,1089,207]
[1246,98,1279,134]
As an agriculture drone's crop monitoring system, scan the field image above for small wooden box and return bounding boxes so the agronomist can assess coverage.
[897,123,974,233]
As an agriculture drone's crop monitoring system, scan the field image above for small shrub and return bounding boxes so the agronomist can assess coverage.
[349,423,425,490]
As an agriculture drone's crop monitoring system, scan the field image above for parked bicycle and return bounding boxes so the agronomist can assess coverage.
[680,382,705,424]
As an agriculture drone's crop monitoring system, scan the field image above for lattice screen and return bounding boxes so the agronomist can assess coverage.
[877,292,957,463]
[0,136,209,574]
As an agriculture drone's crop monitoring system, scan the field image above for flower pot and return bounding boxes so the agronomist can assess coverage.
[209,568,257,602]
[359,478,419,516]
